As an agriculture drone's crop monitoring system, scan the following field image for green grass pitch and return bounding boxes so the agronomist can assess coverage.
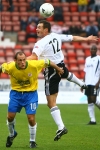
[0,104,100,150]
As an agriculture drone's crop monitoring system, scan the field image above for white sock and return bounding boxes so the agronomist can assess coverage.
[29,123,37,142]
[67,72,84,87]
[7,119,15,137]
[88,103,96,122]
[95,97,100,109]
[50,106,64,130]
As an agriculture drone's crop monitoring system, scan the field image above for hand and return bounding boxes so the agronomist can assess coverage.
[80,87,83,93]
[87,35,99,42]
[95,84,99,89]
[56,67,64,77]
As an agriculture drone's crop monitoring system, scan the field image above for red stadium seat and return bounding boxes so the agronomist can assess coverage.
[27,38,37,44]
[72,71,80,78]
[88,12,96,22]
[62,2,69,12]
[84,49,91,57]
[68,58,77,65]
[70,2,78,12]
[19,12,29,21]
[0,73,9,79]
[0,49,5,57]
[0,57,6,64]
[63,43,74,50]
[6,56,14,62]
[22,45,31,56]
[2,2,9,11]
[79,12,88,23]
[46,16,54,21]
[64,21,72,28]
[11,12,20,21]
[17,31,26,42]
[5,49,14,57]
[23,49,31,56]
[76,50,85,57]
[1,12,11,21]
[12,21,21,32]
[18,0,26,2]
[77,56,85,64]
[71,12,79,22]
[14,45,23,53]
[1,21,12,31]
[19,2,29,12]
[13,2,19,12]
[78,64,84,71]
[80,71,85,79]
[63,12,71,22]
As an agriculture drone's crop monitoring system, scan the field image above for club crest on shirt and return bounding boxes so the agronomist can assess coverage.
[28,73,32,77]
[34,46,38,48]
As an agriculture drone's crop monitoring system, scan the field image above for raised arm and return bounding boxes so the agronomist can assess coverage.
[45,59,64,76]
[27,53,38,60]
[73,35,99,42]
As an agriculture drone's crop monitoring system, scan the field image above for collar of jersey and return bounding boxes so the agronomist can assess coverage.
[15,61,28,70]
[91,55,97,58]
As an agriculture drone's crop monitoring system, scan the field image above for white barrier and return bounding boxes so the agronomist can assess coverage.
[0,79,100,104]
[0,91,88,104]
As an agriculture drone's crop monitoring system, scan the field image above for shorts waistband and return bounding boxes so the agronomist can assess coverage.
[57,60,64,65]
[12,90,33,93]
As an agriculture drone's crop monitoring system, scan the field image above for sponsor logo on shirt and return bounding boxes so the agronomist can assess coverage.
[87,64,93,67]
[34,46,38,48]
[28,73,32,77]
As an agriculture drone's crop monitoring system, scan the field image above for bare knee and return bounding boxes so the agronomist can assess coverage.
[46,94,57,109]
[27,114,35,126]
[7,113,16,122]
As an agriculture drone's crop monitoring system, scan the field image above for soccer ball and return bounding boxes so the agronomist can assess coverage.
[39,3,54,18]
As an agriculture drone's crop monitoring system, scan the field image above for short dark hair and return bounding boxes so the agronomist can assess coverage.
[39,20,51,32]
[91,45,97,50]
[14,51,26,60]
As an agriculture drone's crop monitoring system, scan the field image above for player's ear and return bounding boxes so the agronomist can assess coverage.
[45,28,48,32]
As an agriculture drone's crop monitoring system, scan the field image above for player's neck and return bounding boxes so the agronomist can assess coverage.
[91,55,97,58]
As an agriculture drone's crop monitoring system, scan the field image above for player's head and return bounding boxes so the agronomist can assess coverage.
[90,45,97,57]
[36,20,51,37]
[14,51,27,69]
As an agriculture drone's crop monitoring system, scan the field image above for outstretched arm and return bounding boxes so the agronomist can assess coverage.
[73,35,99,42]
[45,59,64,76]
[27,53,38,60]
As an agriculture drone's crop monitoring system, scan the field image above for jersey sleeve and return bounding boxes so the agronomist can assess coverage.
[32,41,43,58]
[1,63,10,74]
[31,60,45,74]
[59,34,73,42]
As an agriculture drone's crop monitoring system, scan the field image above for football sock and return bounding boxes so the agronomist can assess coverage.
[67,72,84,87]
[50,106,64,130]
[88,103,96,122]
[29,123,37,142]
[7,119,15,137]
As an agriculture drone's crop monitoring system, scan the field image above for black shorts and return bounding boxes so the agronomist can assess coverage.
[44,61,69,95]
[85,85,99,96]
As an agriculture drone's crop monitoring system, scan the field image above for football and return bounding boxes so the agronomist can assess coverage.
[39,3,54,18]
